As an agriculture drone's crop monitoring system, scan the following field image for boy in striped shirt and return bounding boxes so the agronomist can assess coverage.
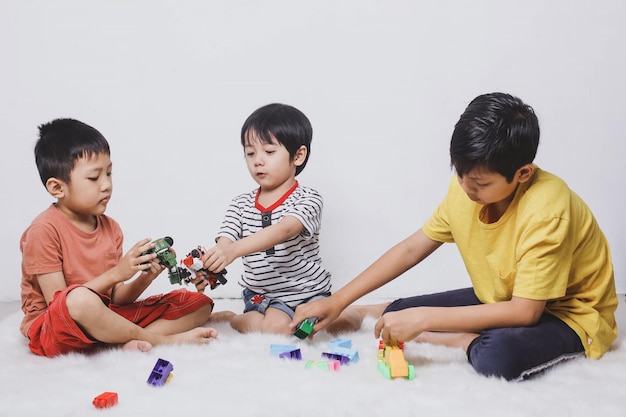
[200,103,363,336]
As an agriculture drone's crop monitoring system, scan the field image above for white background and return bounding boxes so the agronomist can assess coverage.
[1,0,624,302]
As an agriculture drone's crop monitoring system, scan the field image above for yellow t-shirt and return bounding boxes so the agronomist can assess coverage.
[423,166,617,359]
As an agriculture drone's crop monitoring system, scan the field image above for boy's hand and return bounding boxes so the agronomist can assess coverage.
[190,270,210,293]
[374,308,425,345]
[116,238,161,282]
[202,241,236,273]
[290,297,343,337]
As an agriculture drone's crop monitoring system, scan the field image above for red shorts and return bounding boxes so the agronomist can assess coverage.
[27,284,214,357]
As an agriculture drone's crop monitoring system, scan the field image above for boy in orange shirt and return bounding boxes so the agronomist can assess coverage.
[20,118,217,357]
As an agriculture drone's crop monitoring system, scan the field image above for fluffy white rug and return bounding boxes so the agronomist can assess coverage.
[1,298,625,417]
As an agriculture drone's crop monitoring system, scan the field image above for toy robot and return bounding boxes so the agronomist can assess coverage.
[176,245,228,290]
[144,237,227,290]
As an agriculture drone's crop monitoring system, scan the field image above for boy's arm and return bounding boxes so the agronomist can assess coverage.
[291,228,443,333]
[49,238,160,305]
[107,257,164,305]
[36,250,162,307]
[203,216,305,272]
[375,296,546,344]
[101,239,164,305]
[37,271,69,305]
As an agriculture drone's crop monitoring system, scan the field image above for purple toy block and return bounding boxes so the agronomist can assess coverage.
[321,352,350,365]
[147,358,174,386]
[278,348,302,360]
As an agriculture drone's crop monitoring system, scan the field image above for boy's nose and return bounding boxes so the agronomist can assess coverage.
[101,177,112,191]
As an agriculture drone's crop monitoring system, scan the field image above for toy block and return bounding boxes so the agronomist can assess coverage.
[324,338,359,364]
[92,392,118,408]
[321,352,350,365]
[279,348,302,360]
[147,358,174,386]
[270,344,298,357]
[331,346,359,363]
[377,340,415,380]
[305,360,340,371]
[293,318,316,339]
[328,338,352,350]
[326,360,341,371]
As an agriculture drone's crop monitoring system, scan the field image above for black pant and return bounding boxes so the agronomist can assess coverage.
[384,288,585,381]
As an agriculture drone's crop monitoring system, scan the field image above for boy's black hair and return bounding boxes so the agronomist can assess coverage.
[35,118,110,186]
[450,92,540,183]
[241,103,312,176]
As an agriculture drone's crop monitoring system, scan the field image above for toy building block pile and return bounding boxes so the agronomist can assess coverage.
[377,340,415,380]
[271,338,359,372]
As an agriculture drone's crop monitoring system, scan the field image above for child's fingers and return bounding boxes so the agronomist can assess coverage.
[374,317,384,339]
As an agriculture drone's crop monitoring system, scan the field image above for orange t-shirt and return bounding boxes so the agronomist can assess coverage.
[20,204,123,336]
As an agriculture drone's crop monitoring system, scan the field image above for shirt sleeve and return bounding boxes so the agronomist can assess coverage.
[422,178,456,243]
[217,198,243,242]
[284,188,323,239]
[21,222,64,276]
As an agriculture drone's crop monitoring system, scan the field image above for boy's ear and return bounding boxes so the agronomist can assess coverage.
[45,177,65,198]
[516,164,535,183]
[293,145,308,167]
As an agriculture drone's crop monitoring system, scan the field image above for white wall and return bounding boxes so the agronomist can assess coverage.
[1,0,624,302]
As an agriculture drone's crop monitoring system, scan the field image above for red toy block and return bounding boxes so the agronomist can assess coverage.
[93,391,118,408]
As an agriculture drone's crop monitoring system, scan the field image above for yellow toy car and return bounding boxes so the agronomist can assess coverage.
[377,340,415,380]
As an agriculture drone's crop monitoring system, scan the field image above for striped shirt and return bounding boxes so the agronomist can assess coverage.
[217,183,331,308]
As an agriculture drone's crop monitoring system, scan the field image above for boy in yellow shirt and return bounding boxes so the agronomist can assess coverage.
[292,92,618,380]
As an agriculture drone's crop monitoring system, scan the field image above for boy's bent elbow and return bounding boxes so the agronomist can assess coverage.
[510,297,546,327]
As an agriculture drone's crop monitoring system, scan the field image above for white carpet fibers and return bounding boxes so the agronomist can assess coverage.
[1,298,624,417]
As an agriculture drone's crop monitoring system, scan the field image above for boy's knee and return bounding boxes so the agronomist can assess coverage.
[197,302,214,320]
[467,333,527,381]
[65,286,103,321]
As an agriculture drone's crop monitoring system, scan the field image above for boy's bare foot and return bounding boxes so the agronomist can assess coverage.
[165,327,218,345]
[123,340,153,352]
[122,327,217,351]
[326,307,364,335]
[207,310,236,323]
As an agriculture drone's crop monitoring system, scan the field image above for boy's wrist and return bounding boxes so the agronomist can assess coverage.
[332,289,356,312]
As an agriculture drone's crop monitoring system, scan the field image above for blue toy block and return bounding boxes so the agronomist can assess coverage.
[332,346,359,363]
[147,358,174,386]
[328,338,352,350]
[270,344,298,357]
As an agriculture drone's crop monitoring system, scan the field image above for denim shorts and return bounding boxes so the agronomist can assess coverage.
[242,288,331,319]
